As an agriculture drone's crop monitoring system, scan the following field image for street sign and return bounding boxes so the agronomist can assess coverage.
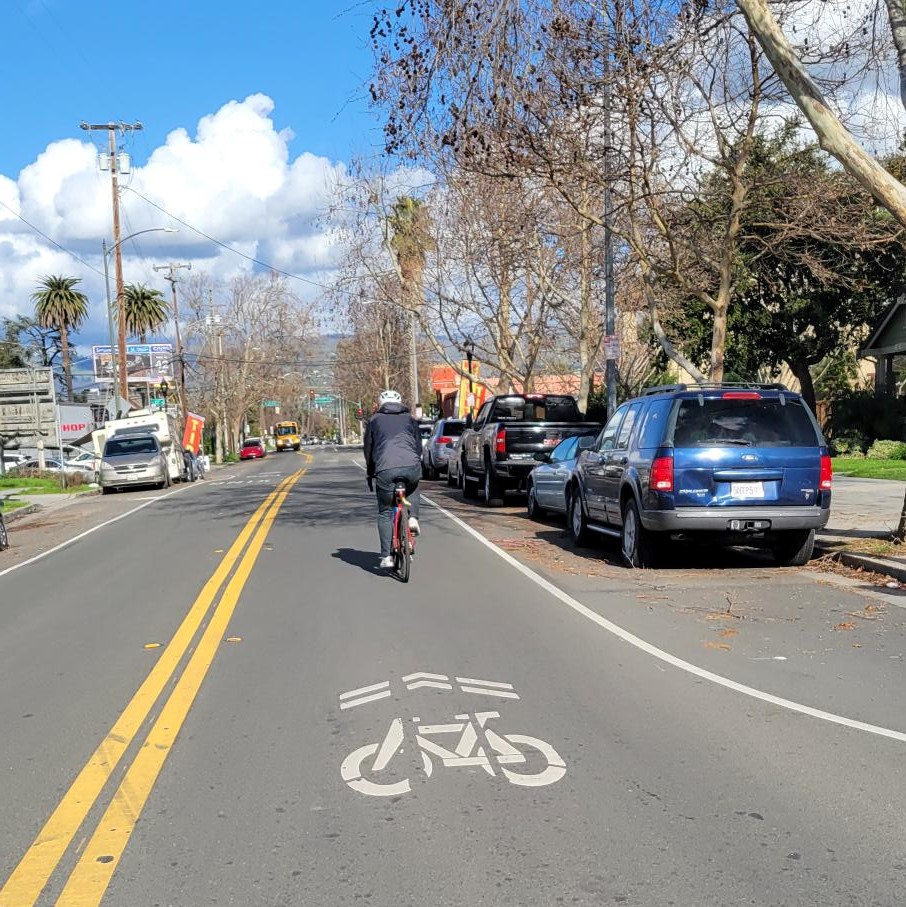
[151,398,165,410]
[263,400,279,408]
[315,395,334,406]
[603,335,621,360]
[0,367,58,448]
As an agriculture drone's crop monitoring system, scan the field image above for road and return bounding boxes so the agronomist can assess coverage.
[2,448,906,906]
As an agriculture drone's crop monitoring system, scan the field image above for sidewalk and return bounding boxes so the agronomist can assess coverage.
[818,477,906,580]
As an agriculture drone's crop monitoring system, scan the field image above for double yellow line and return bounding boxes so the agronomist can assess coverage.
[0,462,308,907]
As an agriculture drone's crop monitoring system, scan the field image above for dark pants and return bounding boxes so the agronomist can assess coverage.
[375,466,421,556]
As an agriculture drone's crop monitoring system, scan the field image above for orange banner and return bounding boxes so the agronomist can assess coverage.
[182,413,205,454]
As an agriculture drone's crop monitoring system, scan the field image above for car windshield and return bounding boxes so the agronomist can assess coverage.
[244,438,262,446]
[494,395,582,422]
[275,426,297,436]
[104,438,159,456]
[672,397,819,448]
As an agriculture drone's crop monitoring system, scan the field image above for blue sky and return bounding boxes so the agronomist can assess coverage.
[0,0,380,177]
[0,0,416,340]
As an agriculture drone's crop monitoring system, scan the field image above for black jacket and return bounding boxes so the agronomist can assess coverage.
[364,402,422,477]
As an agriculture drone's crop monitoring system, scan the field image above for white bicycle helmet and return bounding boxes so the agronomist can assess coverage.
[379,389,402,406]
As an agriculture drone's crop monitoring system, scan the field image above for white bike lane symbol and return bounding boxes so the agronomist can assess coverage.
[340,710,566,797]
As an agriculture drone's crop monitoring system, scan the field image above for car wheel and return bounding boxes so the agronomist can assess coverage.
[421,462,429,480]
[461,459,478,499]
[773,529,815,567]
[483,459,503,506]
[568,489,591,546]
[621,497,658,568]
[527,482,545,521]
[101,486,112,495]
[447,465,457,488]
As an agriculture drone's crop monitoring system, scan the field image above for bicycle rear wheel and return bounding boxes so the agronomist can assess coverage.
[0,516,8,551]
[395,511,411,583]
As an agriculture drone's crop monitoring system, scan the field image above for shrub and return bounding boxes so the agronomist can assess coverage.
[829,433,868,457]
[867,439,906,460]
[826,391,906,448]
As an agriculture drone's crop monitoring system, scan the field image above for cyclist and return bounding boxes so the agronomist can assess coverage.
[364,389,422,568]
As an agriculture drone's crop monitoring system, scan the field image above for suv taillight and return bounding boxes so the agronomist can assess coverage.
[437,436,452,445]
[495,428,506,455]
[651,455,674,492]
[820,454,832,490]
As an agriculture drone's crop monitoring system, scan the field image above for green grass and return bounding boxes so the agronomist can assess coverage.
[0,476,68,493]
[1,499,31,512]
[832,458,906,480]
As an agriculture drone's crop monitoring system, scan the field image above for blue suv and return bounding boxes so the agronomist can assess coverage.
[567,384,832,568]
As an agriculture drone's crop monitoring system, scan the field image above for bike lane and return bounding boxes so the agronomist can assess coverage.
[101,454,906,906]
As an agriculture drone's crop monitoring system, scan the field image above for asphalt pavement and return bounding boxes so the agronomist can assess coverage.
[2,448,906,906]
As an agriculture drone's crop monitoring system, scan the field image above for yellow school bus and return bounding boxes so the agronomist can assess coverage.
[273,420,301,451]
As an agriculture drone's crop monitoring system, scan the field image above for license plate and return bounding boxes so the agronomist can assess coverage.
[731,482,764,499]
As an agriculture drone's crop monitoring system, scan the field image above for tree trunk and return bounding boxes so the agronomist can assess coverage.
[59,322,72,398]
[884,0,906,113]
[735,0,906,227]
[788,359,817,413]
[710,305,728,383]
[895,489,906,542]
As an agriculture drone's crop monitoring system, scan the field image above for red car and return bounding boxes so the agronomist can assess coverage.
[240,437,267,460]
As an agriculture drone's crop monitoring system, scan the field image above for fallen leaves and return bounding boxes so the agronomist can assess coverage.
[834,621,856,631]
[703,641,732,651]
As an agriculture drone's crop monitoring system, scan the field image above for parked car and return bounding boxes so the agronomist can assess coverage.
[97,434,170,493]
[526,431,599,519]
[10,457,92,478]
[459,394,602,505]
[567,383,832,568]
[446,432,467,488]
[422,418,466,479]
[417,420,435,450]
[240,437,267,460]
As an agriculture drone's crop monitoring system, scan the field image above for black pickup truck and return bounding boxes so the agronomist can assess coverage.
[459,393,602,506]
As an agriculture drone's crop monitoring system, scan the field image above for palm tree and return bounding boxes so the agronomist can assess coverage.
[122,283,169,342]
[32,274,89,397]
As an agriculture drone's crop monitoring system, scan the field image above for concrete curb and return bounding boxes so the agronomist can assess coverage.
[815,540,906,583]
[6,504,41,523]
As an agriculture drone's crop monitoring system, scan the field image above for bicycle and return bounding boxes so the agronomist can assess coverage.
[0,499,9,552]
[390,479,416,582]
[341,710,566,797]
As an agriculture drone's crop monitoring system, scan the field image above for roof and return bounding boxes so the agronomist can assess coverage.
[862,297,906,356]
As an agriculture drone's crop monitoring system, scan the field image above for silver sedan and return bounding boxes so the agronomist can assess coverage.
[526,433,597,520]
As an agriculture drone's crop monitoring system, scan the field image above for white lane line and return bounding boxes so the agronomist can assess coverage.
[340,690,393,710]
[0,484,193,581]
[409,488,906,745]
[407,680,454,691]
[340,680,391,701]
[402,671,449,683]
[460,686,520,700]
[455,677,515,690]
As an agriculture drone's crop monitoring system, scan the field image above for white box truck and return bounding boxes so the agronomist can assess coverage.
[92,410,186,483]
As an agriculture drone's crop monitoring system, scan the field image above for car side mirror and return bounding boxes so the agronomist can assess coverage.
[533,451,552,462]
[465,413,473,429]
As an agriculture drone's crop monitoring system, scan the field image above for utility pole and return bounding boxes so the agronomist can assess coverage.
[152,261,192,423]
[409,312,420,416]
[81,120,143,402]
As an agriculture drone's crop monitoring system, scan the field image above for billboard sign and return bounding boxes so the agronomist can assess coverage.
[92,344,173,383]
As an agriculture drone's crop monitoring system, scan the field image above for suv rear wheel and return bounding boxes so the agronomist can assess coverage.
[483,458,504,507]
[461,458,478,499]
[621,498,657,568]
[773,529,815,567]
[568,489,591,546]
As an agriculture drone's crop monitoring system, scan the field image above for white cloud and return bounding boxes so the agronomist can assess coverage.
[0,94,359,343]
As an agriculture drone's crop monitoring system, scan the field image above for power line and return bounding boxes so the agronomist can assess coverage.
[124,186,339,293]
[0,199,105,276]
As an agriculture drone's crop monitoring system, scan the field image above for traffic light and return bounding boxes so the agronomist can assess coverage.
[356,406,364,419]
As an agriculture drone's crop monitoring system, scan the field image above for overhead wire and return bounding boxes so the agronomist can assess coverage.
[0,198,105,277]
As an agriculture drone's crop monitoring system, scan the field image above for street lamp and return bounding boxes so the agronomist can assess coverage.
[462,337,475,421]
[102,226,178,409]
